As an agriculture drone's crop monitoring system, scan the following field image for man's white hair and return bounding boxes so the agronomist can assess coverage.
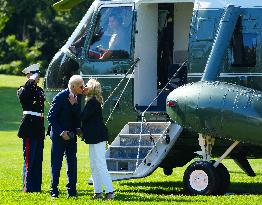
[68,75,83,89]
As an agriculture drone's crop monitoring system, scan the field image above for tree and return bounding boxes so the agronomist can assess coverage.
[0,0,92,75]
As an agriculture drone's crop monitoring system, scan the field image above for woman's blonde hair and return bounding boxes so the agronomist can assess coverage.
[85,78,104,104]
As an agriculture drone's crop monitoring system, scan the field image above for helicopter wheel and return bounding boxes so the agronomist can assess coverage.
[183,161,220,195]
[214,163,230,195]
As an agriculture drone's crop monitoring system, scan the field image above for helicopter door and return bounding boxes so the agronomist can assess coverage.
[134,3,192,112]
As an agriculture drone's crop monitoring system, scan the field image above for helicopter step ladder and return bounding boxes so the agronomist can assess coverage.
[106,121,183,181]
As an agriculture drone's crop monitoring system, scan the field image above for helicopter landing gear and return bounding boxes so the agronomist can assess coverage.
[215,162,230,195]
[183,160,219,195]
[183,134,239,195]
[183,160,231,195]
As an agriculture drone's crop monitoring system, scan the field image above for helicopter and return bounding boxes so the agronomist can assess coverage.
[45,0,262,195]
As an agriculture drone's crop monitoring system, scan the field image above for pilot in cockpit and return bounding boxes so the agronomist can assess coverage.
[99,14,128,59]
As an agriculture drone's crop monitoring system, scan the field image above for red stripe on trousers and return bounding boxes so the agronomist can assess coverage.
[24,137,30,192]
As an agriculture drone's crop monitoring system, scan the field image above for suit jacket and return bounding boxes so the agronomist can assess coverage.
[81,97,108,144]
[48,88,81,141]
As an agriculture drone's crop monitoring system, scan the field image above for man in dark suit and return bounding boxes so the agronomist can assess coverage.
[17,63,45,192]
[48,75,84,198]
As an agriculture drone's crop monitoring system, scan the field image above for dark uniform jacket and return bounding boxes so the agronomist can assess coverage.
[47,88,81,141]
[17,79,45,139]
[81,97,108,144]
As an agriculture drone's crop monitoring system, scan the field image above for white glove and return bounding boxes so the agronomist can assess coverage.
[17,87,24,97]
[29,73,39,80]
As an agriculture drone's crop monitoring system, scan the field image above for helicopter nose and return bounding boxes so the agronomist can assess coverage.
[45,51,79,90]
[44,50,80,102]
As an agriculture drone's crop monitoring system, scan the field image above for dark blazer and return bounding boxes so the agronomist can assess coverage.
[48,88,81,141]
[81,97,108,144]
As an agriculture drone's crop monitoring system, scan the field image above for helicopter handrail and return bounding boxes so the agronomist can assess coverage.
[135,60,188,170]
[103,58,140,108]
[141,60,188,118]
[104,58,140,125]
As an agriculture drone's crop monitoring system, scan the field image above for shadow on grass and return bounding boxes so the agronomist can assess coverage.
[76,183,197,202]
[120,180,262,196]
[229,182,262,194]
[0,190,49,194]
[1,189,93,197]
[120,181,184,195]
[2,182,262,202]
[230,170,262,176]
[113,192,203,203]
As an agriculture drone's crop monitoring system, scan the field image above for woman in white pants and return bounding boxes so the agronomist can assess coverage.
[79,79,114,200]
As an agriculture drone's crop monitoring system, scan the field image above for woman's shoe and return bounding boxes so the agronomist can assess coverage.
[105,192,115,200]
[93,193,103,199]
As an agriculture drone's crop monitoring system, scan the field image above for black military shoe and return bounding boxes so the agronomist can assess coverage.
[50,189,59,198]
[67,191,77,198]
[51,193,59,198]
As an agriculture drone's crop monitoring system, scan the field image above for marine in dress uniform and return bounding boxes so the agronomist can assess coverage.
[17,64,45,192]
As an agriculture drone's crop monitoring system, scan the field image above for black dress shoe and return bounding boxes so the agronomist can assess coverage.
[105,192,115,200]
[51,193,59,198]
[93,193,103,199]
[67,192,77,198]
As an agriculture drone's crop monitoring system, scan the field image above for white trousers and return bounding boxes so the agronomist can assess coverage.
[89,141,114,193]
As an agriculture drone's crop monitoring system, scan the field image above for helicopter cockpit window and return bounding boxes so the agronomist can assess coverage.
[69,25,88,57]
[231,33,257,67]
[87,7,132,60]
[67,9,93,58]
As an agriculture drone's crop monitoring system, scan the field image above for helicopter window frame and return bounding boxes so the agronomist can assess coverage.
[64,4,95,59]
[230,32,257,68]
[84,4,135,61]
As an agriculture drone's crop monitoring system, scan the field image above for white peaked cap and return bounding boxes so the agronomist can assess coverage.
[22,63,40,74]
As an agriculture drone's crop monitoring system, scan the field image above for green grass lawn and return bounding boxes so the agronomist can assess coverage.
[0,74,261,204]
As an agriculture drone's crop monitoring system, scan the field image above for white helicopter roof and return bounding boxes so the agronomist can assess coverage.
[133,0,262,8]
[194,0,262,9]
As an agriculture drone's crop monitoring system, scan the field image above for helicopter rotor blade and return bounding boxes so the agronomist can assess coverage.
[53,0,84,11]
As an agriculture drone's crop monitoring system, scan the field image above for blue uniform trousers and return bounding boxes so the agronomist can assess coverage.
[22,137,44,192]
[50,138,77,196]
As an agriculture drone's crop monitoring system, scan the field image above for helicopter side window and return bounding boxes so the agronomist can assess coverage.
[68,12,93,58]
[69,29,87,57]
[87,7,132,60]
[231,33,257,67]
